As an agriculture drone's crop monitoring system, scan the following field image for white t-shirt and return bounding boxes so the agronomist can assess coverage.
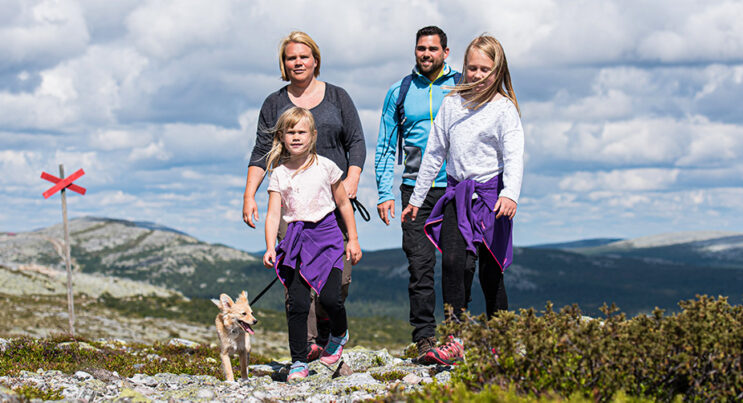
[267,155,343,223]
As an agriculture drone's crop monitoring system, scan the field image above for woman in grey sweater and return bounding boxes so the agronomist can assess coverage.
[242,31,365,362]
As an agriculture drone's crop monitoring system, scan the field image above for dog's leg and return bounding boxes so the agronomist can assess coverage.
[239,351,249,379]
[239,333,250,379]
[221,352,234,382]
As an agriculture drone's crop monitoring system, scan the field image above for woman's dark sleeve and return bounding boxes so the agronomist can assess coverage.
[248,98,275,170]
[337,87,366,170]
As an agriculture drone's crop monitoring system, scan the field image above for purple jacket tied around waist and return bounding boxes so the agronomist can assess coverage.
[424,174,513,272]
[274,212,345,293]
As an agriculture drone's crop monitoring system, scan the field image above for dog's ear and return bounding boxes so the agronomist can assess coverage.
[219,293,234,309]
[238,290,249,303]
[211,298,222,309]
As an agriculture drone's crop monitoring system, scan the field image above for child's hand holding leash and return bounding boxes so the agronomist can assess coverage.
[346,238,362,265]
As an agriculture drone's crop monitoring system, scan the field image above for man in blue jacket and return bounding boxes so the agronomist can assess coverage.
[375,26,460,363]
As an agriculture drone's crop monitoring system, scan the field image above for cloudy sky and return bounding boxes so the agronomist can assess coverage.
[2,0,742,251]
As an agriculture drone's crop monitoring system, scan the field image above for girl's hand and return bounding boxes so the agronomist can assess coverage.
[494,197,517,219]
[263,249,276,268]
[346,239,362,265]
[400,205,419,223]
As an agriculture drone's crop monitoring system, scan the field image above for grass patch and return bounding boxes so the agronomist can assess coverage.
[0,335,272,381]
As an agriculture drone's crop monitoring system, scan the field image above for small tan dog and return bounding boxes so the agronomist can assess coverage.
[212,291,258,381]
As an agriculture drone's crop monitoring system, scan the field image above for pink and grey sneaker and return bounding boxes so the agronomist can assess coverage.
[319,330,349,367]
[424,335,464,365]
[287,361,309,381]
[306,343,323,362]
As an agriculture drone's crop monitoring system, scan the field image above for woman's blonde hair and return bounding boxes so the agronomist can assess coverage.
[278,31,321,81]
[449,35,519,114]
[265,107,318,175]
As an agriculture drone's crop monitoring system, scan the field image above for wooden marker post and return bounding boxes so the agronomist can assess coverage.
[41,165,86,337]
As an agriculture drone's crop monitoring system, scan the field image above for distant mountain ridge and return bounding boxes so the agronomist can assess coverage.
[2,218,741,319]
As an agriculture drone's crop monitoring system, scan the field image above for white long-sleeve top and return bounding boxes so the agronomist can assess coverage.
[409,94,524,207]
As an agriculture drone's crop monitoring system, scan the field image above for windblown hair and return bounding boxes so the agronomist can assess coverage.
[278,31,321,81]
[448,35,520,114]
[264,107,318,176]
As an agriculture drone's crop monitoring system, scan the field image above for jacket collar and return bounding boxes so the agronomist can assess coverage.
[412,63,455,84]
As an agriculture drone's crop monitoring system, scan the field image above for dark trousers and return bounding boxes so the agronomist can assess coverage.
[440,200,508,321]
[401,184,446,342]
[285,266,347,363]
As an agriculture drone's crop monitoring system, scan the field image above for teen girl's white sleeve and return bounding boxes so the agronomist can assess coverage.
[408,97,451,207]
[497,102,524,203]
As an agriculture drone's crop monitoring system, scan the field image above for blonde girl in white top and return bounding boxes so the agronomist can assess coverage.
[263,107,361,380]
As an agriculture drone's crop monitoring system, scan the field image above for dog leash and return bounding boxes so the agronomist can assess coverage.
[350,198,370,222]
[250,276,279,305]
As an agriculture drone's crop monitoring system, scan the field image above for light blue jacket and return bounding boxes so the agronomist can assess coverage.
[375,64,460,204]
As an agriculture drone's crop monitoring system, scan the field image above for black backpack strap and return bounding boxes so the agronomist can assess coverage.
[394,74,414,165]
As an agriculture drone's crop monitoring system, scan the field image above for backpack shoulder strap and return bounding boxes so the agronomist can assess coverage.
[394,74,414,165]
[452,72,462,85]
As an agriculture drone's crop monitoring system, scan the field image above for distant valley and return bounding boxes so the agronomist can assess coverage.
[2,218,741,324]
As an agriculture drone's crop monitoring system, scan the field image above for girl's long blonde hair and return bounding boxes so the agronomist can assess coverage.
[264,107,318,175]
[448,35,520,114]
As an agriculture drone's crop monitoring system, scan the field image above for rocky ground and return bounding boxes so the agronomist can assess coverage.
[0,339,451,402]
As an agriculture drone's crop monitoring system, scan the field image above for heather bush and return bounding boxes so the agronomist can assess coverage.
[424,295,742,401]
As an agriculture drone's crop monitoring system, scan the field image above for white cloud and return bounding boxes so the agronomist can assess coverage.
[0,0,89,69]
[128,140,171,162]
[559,169,680,193]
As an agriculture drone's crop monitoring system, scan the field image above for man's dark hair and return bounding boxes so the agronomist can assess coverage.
[416,26,447,49]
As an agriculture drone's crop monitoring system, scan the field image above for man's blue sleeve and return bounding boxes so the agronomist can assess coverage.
[374,86,399,204]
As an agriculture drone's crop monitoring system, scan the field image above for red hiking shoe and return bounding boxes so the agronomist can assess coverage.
[306,343,323,362]
[424,336,463,365]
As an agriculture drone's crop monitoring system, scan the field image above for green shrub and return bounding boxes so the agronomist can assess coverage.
[432,295,742,402]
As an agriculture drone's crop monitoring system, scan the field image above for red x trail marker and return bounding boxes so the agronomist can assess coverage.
[41,168,86,199]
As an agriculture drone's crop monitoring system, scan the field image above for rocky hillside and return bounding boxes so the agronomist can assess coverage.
[0,338,449,402]
[1,217,259,299]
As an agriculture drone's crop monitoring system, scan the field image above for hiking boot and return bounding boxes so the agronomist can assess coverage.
[287,361,309,381]
[414,336,437,364]
[424,335,464,365]
[306,343,323,362]
[320,330,348,367]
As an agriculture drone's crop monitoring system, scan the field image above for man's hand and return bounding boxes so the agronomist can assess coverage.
[400,204,419,223]
[494,197,517,219]
[376,200,395,225]
[242,197,260,228]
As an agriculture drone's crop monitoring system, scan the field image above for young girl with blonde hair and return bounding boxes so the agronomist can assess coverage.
[402,35,524,365]
[263,106,362,380]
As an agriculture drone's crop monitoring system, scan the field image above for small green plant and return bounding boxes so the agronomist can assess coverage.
[370,370,407,382]
[3,383,65,401]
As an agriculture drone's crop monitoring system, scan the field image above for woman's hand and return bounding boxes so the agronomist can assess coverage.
[494,197,517,219]
[400,204,419,223]
[263,249,276,268]
[343,166,362,198]
[346,238,362,265]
